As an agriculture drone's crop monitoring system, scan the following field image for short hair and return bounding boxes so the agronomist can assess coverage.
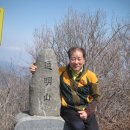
[67,47,86,60]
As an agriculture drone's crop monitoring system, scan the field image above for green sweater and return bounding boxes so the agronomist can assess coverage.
[59,65,100,115]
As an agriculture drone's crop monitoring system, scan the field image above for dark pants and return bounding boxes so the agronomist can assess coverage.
[60,107,99,130]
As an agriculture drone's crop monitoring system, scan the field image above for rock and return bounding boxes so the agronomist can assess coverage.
[29,49,61,116]
[15,113,70,130]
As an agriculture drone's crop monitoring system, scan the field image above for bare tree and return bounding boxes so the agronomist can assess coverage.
[27,26,53,61]
[0,66,30,130]
[52,9,107,67]
[96,23,130,130]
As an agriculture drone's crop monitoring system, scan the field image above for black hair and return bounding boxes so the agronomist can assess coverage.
[67,47,86,60]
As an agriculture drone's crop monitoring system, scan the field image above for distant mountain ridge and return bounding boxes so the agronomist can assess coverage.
[0,60,29,76]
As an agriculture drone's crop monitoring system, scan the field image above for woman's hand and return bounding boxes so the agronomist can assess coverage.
[78,110,88,120]
[29,63,37,73]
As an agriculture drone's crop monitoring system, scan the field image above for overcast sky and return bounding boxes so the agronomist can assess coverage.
[0,0,130,67]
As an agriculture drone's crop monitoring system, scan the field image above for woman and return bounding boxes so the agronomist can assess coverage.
[30,47,100,130]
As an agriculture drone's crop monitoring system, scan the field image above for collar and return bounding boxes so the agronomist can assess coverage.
[70,67,83,80]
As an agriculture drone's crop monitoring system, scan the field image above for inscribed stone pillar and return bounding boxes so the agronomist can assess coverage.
[29,48,61,116]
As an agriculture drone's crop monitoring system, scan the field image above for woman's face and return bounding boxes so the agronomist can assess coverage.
[69,50,85,73]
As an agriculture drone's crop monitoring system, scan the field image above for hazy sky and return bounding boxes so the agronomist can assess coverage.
[0,0,130,67]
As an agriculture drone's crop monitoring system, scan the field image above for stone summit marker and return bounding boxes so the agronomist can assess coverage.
[29,48,61,116]
[15,48,70,130]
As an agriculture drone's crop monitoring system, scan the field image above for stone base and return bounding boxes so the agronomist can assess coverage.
[15,113,70,130]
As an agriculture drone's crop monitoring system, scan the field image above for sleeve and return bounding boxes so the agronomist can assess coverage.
[85,71,100,116]
[85,100,98,116]
[91,83,100,100]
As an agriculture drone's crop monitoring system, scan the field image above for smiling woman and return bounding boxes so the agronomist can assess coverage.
[59,47,100,130]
